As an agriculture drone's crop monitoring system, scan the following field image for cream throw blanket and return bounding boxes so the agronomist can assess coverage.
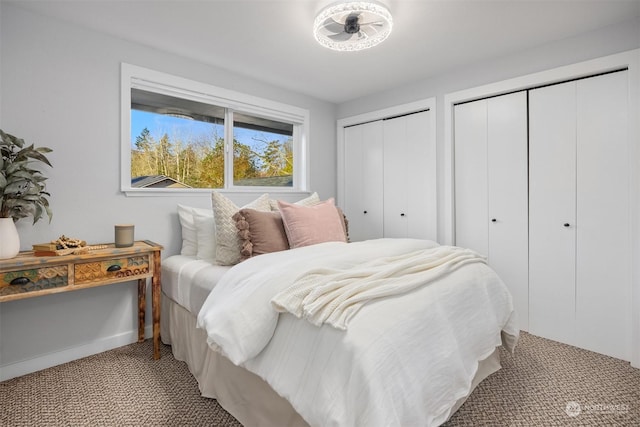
[271,245,486,330]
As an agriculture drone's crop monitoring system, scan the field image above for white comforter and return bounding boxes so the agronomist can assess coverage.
[272,245,488,330]
[197,238,518,427]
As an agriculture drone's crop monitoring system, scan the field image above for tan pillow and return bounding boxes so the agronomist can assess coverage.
[211,192,270,265]
[278,198,347,249]
[233,209,289,260]
[269,192,320,211]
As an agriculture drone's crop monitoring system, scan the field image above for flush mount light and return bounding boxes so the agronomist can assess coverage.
[313,1,393,52]
[160,108,194,120]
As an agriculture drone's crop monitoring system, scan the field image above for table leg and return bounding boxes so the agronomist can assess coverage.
[137,278,145,343]
[152,250,161,360]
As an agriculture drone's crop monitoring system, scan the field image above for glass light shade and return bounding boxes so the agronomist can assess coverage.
[313,1,393,52]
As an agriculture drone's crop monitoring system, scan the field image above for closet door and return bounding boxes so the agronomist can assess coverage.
[487,92,529,331]
[529,70,630,359]
[454,92,529,330]
[529,81,578,346]
[383,110,432,239]
[343,121,384,242]
[575,71,630,359]
[454,101,489,256]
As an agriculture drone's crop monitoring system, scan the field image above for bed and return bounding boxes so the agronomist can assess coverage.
[160,196,519,427]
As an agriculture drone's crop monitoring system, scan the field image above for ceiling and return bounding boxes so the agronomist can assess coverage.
[7,0,640,104]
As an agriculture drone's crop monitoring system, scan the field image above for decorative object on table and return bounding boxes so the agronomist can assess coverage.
[32,235,109,256]
[0,129,53,259]
[115,224,135,248]
[0,217,20,259]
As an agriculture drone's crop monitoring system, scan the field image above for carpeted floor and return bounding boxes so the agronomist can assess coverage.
[1,332,638,426]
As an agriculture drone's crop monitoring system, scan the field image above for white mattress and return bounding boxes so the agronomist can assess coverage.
[161,255,231,315]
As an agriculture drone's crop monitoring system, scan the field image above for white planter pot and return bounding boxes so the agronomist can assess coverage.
[0,217,20,259]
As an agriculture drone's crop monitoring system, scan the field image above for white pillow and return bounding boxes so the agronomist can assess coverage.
[193,210,216,262]
[269,192,320,211]
[177,204,213,257]
[211,192,271,265]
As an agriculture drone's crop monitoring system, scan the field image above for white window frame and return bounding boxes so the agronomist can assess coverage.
[120,63,309,195]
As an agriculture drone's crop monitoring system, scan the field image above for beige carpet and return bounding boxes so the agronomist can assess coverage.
[1,332,638,426]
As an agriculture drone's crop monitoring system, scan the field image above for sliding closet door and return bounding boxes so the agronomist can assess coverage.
[383,110,432,239]
[530,71,631,359]
[529,81,578,346]
[343,121,384,242]
[454,92,528,330]
[487,92,529,331]
[454,101,489,256]
[575,71,630,359]
[403,111,433,239]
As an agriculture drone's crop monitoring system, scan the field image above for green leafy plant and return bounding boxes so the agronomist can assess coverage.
[0,129,53,223]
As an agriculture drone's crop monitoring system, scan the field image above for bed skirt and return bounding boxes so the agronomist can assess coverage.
[161,292,503,427]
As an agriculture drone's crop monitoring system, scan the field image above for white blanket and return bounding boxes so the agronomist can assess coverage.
[197,238,518,427]
[272,246,486,330]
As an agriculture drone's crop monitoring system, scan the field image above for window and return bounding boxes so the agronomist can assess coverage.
[121,64,309,194]
[232,112,294,187]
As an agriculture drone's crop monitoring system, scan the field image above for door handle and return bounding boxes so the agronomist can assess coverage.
[10,277,31,286]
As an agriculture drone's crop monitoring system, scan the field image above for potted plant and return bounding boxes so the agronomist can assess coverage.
[0,129,53,259]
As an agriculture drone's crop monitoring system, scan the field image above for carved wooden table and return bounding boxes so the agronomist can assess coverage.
[0,240,163,359]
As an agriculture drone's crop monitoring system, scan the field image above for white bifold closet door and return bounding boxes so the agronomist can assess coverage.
[529,71,630,360]
[343,110,434,242]
[343,121,384,242]
[528,81,578,346]
[454,91,529,330]
[383,110,432,239]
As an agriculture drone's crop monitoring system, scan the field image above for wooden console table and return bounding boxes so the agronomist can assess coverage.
[0,240,163,359]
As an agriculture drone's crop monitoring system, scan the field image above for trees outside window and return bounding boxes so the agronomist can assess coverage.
[121,64,308,193]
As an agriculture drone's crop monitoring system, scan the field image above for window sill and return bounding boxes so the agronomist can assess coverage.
[122,188,311,198]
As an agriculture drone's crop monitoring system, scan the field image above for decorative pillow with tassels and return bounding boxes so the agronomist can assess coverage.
[233,209,289,260]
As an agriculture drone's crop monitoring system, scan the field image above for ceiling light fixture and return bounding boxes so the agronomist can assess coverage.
[313,1,393,52]
[161,109,194,121]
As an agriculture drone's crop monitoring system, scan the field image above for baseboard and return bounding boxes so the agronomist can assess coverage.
[0,324,153,382]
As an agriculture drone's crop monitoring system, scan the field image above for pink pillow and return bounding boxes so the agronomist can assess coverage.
[233,209,289,260]
[278,198,347,248]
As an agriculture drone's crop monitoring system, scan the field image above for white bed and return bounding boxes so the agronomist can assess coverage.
[161,238,518,427]
[161,254,231,315]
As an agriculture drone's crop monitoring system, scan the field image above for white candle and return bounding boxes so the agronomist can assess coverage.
[115,224,135,248]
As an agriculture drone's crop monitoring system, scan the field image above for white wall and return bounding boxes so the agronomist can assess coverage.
[337,16,640,244]
[0,4,337,379]
[0,2,3,125]
[2,3,638,379]
[335,20,639,368]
